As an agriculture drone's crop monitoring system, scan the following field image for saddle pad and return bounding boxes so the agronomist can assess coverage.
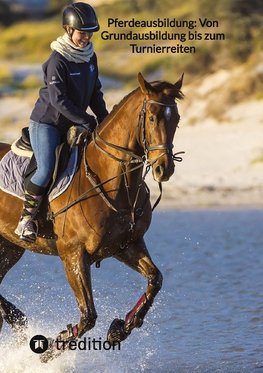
[0,147,78,202]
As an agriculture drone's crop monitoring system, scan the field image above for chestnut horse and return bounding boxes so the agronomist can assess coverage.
[0,73,183,358]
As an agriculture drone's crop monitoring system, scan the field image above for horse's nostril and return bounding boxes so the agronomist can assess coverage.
[153,161,174,182]
[155,165,164,178]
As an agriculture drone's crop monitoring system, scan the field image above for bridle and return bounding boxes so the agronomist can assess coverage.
[50,96,184,224]
[94,97,182,166]
[88,96,184,215]
[139,98,178,161]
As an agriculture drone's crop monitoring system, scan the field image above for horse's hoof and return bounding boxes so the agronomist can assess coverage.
[107,318,129,345]
[39,324,78,363]
[39,338,61,363]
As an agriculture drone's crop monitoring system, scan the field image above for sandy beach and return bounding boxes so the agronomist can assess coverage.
[148,112,263,209]
[0,67,262,209]
[105,68,263,209]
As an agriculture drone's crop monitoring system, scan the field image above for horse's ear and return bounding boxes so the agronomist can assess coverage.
[174,73,184,90]
[138,72,155,96]
[164,73,184,99]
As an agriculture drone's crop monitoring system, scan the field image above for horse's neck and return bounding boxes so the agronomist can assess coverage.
[99,90,141,151]
[86,91,144,200]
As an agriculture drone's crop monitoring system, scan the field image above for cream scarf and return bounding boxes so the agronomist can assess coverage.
[50,33,94,63]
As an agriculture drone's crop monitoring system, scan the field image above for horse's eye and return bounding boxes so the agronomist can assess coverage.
[149,116,155,123]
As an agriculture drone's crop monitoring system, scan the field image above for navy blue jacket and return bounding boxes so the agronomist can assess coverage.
[30,50,108,135]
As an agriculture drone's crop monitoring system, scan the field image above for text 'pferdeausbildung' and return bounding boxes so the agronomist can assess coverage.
[100,17,226,54]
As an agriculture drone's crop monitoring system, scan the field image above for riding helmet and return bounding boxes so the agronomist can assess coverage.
[63,2,100,32]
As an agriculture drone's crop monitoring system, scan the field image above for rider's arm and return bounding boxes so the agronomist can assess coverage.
[89,78,108,124]
[46,57,94,126]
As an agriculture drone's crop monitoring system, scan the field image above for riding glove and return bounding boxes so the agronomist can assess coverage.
[81,115,97,133]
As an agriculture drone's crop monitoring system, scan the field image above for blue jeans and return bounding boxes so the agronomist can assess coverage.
[29,120,61,188]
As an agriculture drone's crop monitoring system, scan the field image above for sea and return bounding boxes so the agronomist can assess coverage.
[1,208,263,373]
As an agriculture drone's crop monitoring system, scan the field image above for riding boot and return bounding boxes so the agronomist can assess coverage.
[15,182,45,243]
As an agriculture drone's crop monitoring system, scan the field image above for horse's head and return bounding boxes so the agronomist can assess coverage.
[138,72,184,182]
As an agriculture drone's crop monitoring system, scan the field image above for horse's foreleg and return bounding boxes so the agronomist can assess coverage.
[60,245,97,338]
[108,238,162,344]
[40,245,97,363]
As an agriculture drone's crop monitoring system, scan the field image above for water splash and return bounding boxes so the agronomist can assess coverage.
[0,297,160,373]
[0,324,76,373]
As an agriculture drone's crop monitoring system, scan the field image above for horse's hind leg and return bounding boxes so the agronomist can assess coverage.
[0,294,28,332]
[0,236,27,332]
[108,238,162,344]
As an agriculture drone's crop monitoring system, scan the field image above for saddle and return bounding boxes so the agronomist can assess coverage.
[10,126,89,239]
[13,127,32,154]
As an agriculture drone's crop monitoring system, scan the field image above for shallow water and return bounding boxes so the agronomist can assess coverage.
[1,209,263,373]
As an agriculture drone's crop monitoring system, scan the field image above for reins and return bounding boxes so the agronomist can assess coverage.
[49,153,146,220]
[50,96,184,222]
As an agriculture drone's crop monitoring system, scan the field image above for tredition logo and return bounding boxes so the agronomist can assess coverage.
[29,335,49,354]
[29,335,121,354]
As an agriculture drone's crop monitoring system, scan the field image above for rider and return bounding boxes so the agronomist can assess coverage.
[15,2,108,242]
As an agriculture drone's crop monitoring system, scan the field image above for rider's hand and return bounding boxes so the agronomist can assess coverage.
[81,116,97,133]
